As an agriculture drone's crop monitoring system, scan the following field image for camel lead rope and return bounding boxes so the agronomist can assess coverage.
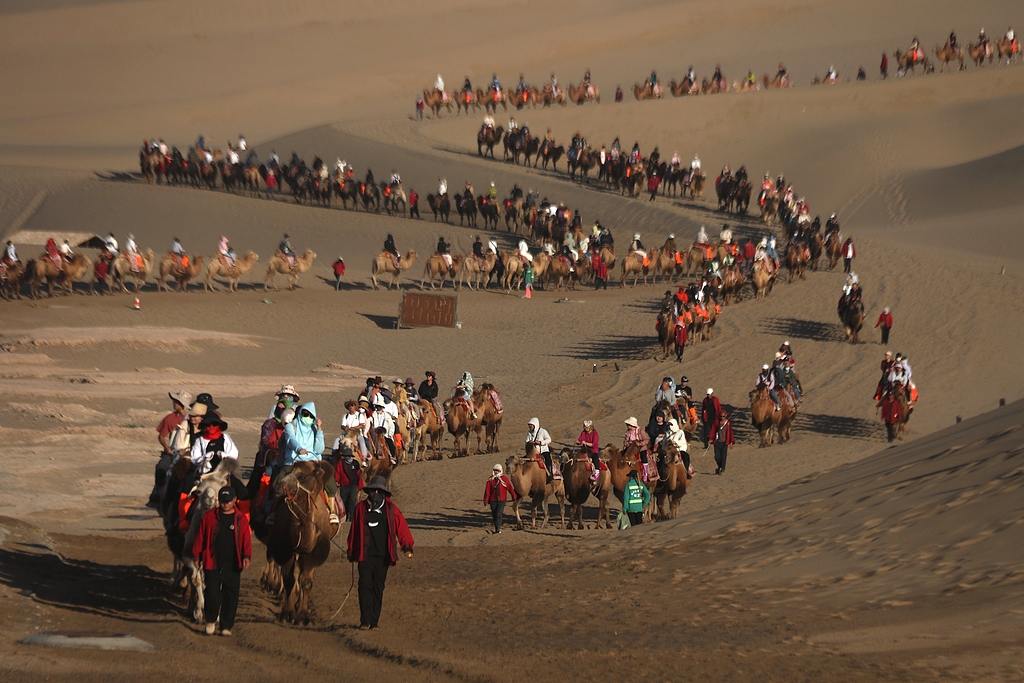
[329,561,356,621]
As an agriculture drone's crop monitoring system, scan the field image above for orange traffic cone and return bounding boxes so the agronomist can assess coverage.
[524,285,532,299]
[133,297,140,310]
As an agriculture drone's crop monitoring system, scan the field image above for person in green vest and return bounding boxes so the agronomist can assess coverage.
[622,469,650,526]
[523,265,534,296]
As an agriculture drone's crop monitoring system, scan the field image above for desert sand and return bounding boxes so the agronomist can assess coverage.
[0,0,1022,680]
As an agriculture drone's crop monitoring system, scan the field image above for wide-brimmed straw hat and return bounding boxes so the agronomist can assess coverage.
[188,403,208,418]
[169,390,192,407]
[624,417,639,428]
[363,475,391,496]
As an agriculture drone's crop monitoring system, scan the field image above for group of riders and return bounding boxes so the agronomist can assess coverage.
[432,70,597,107]
[918,26,1018,65]
[874,351,918,441]
[754,341,802,412]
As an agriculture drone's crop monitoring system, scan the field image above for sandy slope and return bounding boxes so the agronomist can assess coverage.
[1,0,1023,679]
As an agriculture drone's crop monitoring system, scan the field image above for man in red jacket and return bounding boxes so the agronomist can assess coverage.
[483,463,518,533]
[192,486,252,636]
[711,410,735,475]
[701,387,721,448]
[874,307,893,344]
[347,476,414,630]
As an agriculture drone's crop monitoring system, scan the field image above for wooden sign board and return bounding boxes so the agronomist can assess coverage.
[398,292,459,329]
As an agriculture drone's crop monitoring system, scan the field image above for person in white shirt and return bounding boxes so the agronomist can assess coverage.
[517,239,533,263]
[125,234,138,254]
[59,240,73,258]
[370,395,396,461]
[435,74,445,92]
[438,178,448,196]
[105,232,118,253]
[227,148,239,164]
[190,414,239,475]
[691,155,701,171]
[237,135,247,151]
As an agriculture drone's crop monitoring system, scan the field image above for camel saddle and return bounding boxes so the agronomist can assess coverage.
[488,390,503,414]
[277,251,297,270]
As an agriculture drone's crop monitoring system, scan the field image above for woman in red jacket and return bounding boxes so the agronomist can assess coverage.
[347,476,414,630]
[483,463,518,533]
[711,410,735,475]
[192,486,252,636]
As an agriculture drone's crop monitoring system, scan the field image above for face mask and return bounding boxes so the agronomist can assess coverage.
[369,491,384,505]
[301,415,314,426]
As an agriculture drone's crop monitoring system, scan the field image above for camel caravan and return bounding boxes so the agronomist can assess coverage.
[422,71,595,119]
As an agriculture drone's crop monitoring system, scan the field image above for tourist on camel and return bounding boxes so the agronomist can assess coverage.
[278,234,296,267]
[383,234,400,269]
[370,395,397,466]
[666,417,693,478]
[575,420,601,481]
[526,417,553,482]
[757,364,781,411]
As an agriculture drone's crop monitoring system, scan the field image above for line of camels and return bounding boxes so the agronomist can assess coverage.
[1,248,317,299]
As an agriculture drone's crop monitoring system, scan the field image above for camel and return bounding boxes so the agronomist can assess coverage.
[110,250,155,293]
[825,231,842,269]
[567,83,600,105]
[760,193,780,225]
[28,253,91,298]
[997,38,1021,65]
[0,260,24,300]
[669,77,698,96]
[750,386,777,447]
[477,125,504,158]
[883,388,913,442]
[414,398,445,460]
[371,250,417,290]
[808,231,824,271]
[264,461,338,624]
[605,444,656,521]
[473,384,504,453]
[462,253,497,290]
[840,298,865,343]
[421,253,462,290]
[202,251,258,292]
[426,194,451,223]
[422,88,453,117]
[544,253,576,291]
[784,243,807,282]
[657,307,683,361]
[632,82,662,100]
[505,453,566,530]
[363,428,395,487]
[701,76,729,94]
[893,48,931,75]
[751,261,776,299]
[620,251,651,287]
[455,89,478,115]
[651,242,680,283]
[474,87,507,114]
[157,253,203,292]
[501,251,526,292]
[966,41,992,68]
[654,443,690,520]
[720,263,746,304]
[762,73,792,89]
[683,245,708,278]
[536,87,567,107]
[442,397,483,457]
[264,249,315,291]
[934,43,965,72]
[559,447,612,530]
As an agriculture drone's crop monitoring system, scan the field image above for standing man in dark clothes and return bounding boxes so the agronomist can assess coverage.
[408,189,420,218]
[347,476,414,630]
[150,390,191,507]
[701,387,721,448]
[192,486,252,636]
[875,307,893,344]
[333,441,364,520]
[711,410,735,475]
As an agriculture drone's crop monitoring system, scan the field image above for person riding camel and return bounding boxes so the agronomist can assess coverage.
[490,73,502,101]
[438,177,447,197]
[472,236,485,266]
[217,236,236,270]
[777,63,788,85]
[483,113,495,131]
[691,154,701,172]
[383,234,400,269]
[685,65,696,84]
[978,28,989,56]
[629,142,641,164]
[622,416,651,479]
[746,70,756,88]
[517,239,534,265]
[3,240,18,267]
[826,64,837,83]
[124,233,142,272]
[435,74,447,103]
[44,237,62,271]
[463,77,472,95]
[507,116,517,133]
[581,69,593,97]
[516,73,527,96]
[713,64,724,89]
[437,236,454,275]
[548,72,559,95]
[948,31,958,51]
[649,69,660,96]
[757,364,781,411]
[389,170,401,187]
[277,234,298,268]
[526,418,554,482]
[59,239,72,261]
[575,420,601,482]
[169,237,189,270]
[629,233,646,265]
[370,395,397,465]
[486,181,498,204]
[418,371,440,422]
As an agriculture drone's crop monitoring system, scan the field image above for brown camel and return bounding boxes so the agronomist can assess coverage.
[841,298,865,343]
[762,73,792,89]
[893,48,931,75]
[654,443,690,520]
[825,231,842,269]
[501,251,525,291]
[371,250,417,290]
[264,461,338,624]
[442,397,483,457]
[203,251,259,292]
[701,76,729,94]
[264,249,315,291]
[784,243,807,282]
[683,245,708,278]
[632,82,662,100]
[414,398,445,461]
[421,253,462,290]
[472,384,504,453]
[558,447,612,530]
[720,263,745,304]
[158,253,203,292]
[605,444,657,521]
[966,41,992,67]
[620,250,651,287]
[544,253,576,291]
[474,87,508,114]
[933,43,965,72]
[751,261,775,299]
[567,83,600,104]
[422,88,453,117]
[750,386,777,447]
[461,251,498,290]
[652,241,680,283]
[997,38,1021,65]
[505,453,566,530]
[1,260,24,300]
[669,77,698,96]
[28,253,91,298]
[363,428,395,487]
[536,87,567,107]
[110,250,154,293]
[657,306,680,361]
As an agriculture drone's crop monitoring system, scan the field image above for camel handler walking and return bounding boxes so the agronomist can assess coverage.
[347,476,414,630]
[192,486,252,636]
[483,464,517,534]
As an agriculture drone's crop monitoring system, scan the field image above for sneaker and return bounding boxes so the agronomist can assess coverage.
[329,513,340,525]
[359,624,370,631]
[370,625,379,630]
[205,623,216,636]
[220,629,232,637]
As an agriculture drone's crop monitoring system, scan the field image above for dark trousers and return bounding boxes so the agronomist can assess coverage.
[358,555,390,627]
[627,511,644,526]
[410,205,419,219]
[489,501,506,533]
[843,257,852,273]
[702,422,713,448]
[594,277,607,290]
[880,326,890,344]
[339,485,359,520]
[204,566,241,630]
[150,452,173,503]
[714,443,729,473]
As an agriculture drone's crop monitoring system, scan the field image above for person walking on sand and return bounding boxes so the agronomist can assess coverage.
[841,236,856,273]
[483,464,517,533]
[192,486,252,636]
[701,388,721,449]
[622,469,650,527]
[875,307,893,345]
[711,410,734,475]
[347,476,414,630]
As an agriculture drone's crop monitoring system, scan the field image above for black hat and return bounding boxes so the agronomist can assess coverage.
[194,393,219,411]
[200,413,228,431]
[218,486,236,503]
[680,376,689,383]
[363,475,391,496]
